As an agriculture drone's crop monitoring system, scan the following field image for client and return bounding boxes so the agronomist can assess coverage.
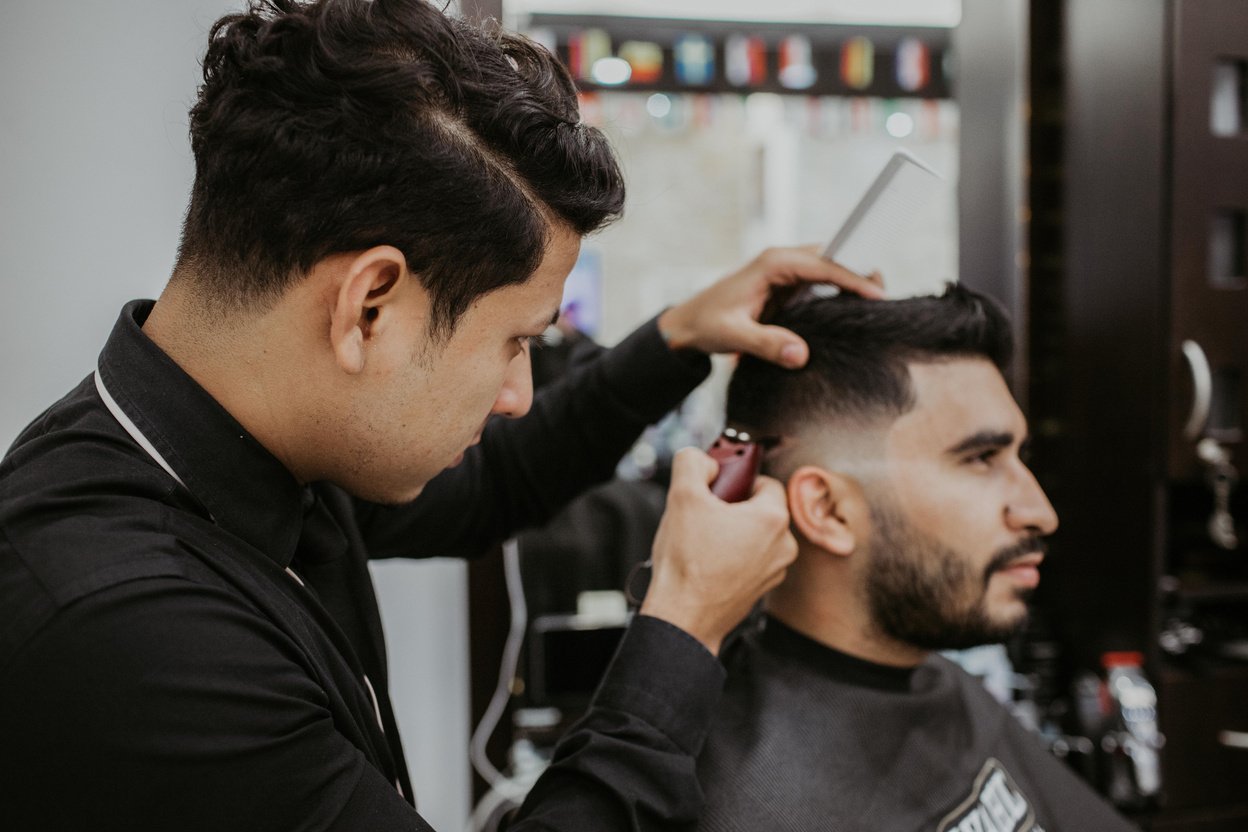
[697,285,1137,832]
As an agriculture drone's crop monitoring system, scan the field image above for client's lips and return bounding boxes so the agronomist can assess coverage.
[997,552,1044,588]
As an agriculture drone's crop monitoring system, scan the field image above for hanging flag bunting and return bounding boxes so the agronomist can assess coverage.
[922,99,942,138]
[806,96,823,136]
[815,96,847,138]
[619,40,664,84]
[618,94,648,132]
[895,37,930,92]
[778,34,816,90]
[810,96,831,138]
[725,34,767,87]
[674,34,715,86]
[692,93,715,129]
[883,99,918,138]
[849,96,873,134]
[716,94,747,132]
[781,95,808,131]
[840,36,875,91]
[577,92,603,127]
[655,93,692,134]
[568,28,611,81]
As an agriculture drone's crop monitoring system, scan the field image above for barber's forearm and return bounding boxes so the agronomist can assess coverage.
[356,316,709,559]
[509,615,724,831]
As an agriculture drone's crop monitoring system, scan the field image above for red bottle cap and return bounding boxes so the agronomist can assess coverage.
[1101,651,1144,668]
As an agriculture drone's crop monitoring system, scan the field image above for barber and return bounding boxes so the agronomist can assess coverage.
[0,1,881,830]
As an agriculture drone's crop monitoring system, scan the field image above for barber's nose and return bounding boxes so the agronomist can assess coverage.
[491,345,534,419]
[1007,465,1059,536]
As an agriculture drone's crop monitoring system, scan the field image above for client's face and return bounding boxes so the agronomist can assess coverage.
[860,359,1058,651]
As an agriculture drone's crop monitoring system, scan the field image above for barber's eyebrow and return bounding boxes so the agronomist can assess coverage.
[540,308,560,329]
[946,430,1016,457]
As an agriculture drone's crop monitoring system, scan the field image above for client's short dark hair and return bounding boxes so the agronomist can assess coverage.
[176,0,625,336]
[726,284,1013,438]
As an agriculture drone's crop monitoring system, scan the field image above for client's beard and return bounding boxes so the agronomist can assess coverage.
[863,495,1045,651]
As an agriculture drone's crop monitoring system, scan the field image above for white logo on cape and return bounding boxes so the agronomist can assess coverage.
[937,758,1043,832]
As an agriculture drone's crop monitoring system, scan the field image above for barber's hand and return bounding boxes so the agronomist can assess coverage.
[640,447,798,655]
[657,246,884,369]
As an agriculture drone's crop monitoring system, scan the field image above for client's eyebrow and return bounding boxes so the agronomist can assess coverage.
[946,430,1015,457]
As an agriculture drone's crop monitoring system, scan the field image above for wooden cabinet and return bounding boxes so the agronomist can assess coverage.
[961,0,1248,825]
[1156,666,1248,812]
[1167,0,1248,482]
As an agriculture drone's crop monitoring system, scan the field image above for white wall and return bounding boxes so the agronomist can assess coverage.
[0,1,222,446]
[508,0,961,26]
[0,4,471,828]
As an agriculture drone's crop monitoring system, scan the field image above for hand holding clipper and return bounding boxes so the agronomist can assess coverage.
[640,447,797,654]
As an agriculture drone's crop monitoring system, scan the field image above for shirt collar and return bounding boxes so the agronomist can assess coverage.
[758,614,918,693]
[97,300,305,567]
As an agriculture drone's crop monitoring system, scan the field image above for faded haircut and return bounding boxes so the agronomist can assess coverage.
[725,284,1013,440]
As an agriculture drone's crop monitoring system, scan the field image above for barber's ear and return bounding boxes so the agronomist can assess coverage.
[330,246,411,374]
[787,466,863,557]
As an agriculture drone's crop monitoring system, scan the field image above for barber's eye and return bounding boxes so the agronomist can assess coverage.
[522,333,549,350]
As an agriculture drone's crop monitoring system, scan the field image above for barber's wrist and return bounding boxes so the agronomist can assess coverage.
[639,594,724,657]
[657,305,698,353]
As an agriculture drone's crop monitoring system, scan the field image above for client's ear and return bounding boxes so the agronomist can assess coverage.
[787,466,865,556]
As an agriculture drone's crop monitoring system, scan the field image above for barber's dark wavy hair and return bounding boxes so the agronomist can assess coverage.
[175,0,625,336]
[726,284,1013,437]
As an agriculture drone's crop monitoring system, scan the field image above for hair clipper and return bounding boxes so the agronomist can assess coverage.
[708,428,772,503]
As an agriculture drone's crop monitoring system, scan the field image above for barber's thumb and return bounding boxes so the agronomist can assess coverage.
[745,325,809,369]
[671,446,718,489]
[749,474,787,504]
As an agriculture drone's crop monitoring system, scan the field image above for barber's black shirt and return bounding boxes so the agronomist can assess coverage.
[0,300,723,831]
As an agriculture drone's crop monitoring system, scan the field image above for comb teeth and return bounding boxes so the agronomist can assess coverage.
[796,150,944,305]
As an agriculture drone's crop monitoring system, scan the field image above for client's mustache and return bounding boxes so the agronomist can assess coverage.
[983,536,1048,583]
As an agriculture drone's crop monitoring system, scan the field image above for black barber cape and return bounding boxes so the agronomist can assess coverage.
[0,300,722,832]
[697,617,1139,832]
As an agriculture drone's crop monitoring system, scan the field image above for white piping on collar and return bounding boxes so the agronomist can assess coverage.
[362,674,405,797]
[96,369,402,796]
[94,368,188,490]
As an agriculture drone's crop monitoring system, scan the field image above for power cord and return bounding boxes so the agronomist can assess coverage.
[467,538,540,831]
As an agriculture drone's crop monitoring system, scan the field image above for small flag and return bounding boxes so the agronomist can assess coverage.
[619,40,664,84]
[849,97,872,133]
[674,34,715,86]
[778,34,816,90]
[841,36,875,91]
[725,35,767,87]
[895,38,930,92]
[568,28,611,81]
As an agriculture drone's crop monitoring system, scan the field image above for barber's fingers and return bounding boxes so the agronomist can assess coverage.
[749,472,787,503]
[731,322,811,369]
[758,246,885,299]
[642,463,796,654]
[669,446,719,492]
[749,476,798,563]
